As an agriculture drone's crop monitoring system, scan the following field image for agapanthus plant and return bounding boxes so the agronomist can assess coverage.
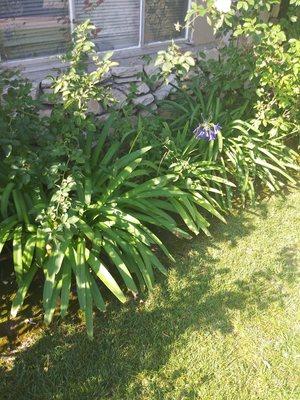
[193,122,222,141]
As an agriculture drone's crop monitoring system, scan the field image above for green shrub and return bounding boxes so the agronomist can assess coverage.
[145,86,298,205]
[0,5,299,338]
[186,1,300,140]
[0,22,225,338]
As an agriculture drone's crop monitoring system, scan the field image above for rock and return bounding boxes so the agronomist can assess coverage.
[114,76,142,84]
[96,113,110,123]
[118,82,150,96]
[135,82,150,95]
[132,93,155,107]
[154,74,177,101]
[144,64,160,76]
[143,64,162,90]
[41,87,53,95]
[205,48,219,61]
[101,71,112,83]
[40,78,52,89]
[111,88,127,110]
[183,69,200,81]
[29,84,39,99]
[116,83,131,95]
[154,85,172,101]
[87,99,103,115]
[111,65,143,78]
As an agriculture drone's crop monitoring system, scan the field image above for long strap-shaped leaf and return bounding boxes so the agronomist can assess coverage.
[0,216,18,254]
[1,182,14,219]
[91,115,115,167]
[22,234,36,271]
[44,276,63,325]
[89,273,106,312]
[112,146,152,172]
[43,239,70,311]
[101,158,143,203]
[68,246,86,312]
[103,242,138,294]
[85,248,126,304]
[76,239,87,311]
[60,260,72,318]
[13,226,23,285]
[12,189,30,225]
[85,272,94,339]
[11,264,38,318]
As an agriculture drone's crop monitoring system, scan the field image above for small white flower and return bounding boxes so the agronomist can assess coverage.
[215,0,232,13]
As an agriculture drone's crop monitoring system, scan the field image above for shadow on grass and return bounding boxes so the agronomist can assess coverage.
[0,201,297,400]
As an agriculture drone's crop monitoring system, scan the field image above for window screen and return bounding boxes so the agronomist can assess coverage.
[0,1,190,62]
[74,0,141,51]
[0,0,70,61]
[144,0,189,44]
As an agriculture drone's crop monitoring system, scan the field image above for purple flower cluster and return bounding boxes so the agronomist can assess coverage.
[193,123,221,141]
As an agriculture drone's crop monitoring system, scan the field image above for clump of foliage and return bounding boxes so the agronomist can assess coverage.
[152,0,299,205]
[0,21,224,338]
[0,2,299,339]
[186,0,300,140]
[155,41,195,82]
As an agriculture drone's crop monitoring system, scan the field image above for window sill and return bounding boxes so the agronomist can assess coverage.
[1,39,215,82]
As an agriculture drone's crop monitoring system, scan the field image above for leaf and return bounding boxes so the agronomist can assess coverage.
[170,198,199,235]
[12,190,30,225]
[13,226,23,285]
[76,239,87,311]
[91,114,115,167]
[136,245,154,291]
[11,265,38,318]
[113,146,152,171]
[22,234,36,271]
[43,240,70,311]
[85,248,126,303]
[60,260,72,318]
[0,216,18,254]
[101,158,143,202]
[103,242,138,294]
[44,276,63,325]
[89,273,106,311]
[84,177,92,205]
[1,182,14,219]
[85,269,94,339]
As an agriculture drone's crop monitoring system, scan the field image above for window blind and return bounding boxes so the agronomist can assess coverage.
[75,0,141,51]
[0,0,70,61]
[144,0,188,43]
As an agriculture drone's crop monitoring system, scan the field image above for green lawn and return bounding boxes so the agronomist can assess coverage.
[1,189,299,400]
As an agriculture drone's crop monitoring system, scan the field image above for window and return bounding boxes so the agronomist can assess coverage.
[144,0,189,44]
[0,1,70,61]
[75,0,141,51]
[0,0,190,61]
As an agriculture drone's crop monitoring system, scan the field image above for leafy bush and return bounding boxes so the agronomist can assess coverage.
[0,3,299,338]
[186,0,300,140]
[152,1,299,204]
[1,131,198,338]
[0,22,226,338]
[155,84,298,205]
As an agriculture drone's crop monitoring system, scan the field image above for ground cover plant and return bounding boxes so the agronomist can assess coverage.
[0,0,299,339]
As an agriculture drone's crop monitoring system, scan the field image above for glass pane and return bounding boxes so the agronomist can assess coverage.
[75,0,141,51]
[0,0,70,61]
[144,0,188,44]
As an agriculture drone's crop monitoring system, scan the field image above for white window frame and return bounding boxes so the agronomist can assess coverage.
[1,0,193,68]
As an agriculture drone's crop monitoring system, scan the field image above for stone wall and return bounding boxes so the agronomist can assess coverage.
[38,47,219,118]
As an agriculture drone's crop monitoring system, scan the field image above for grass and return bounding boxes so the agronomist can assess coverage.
[0,189,299,400]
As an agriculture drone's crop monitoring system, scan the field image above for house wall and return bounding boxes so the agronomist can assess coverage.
[1,2,219,113]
